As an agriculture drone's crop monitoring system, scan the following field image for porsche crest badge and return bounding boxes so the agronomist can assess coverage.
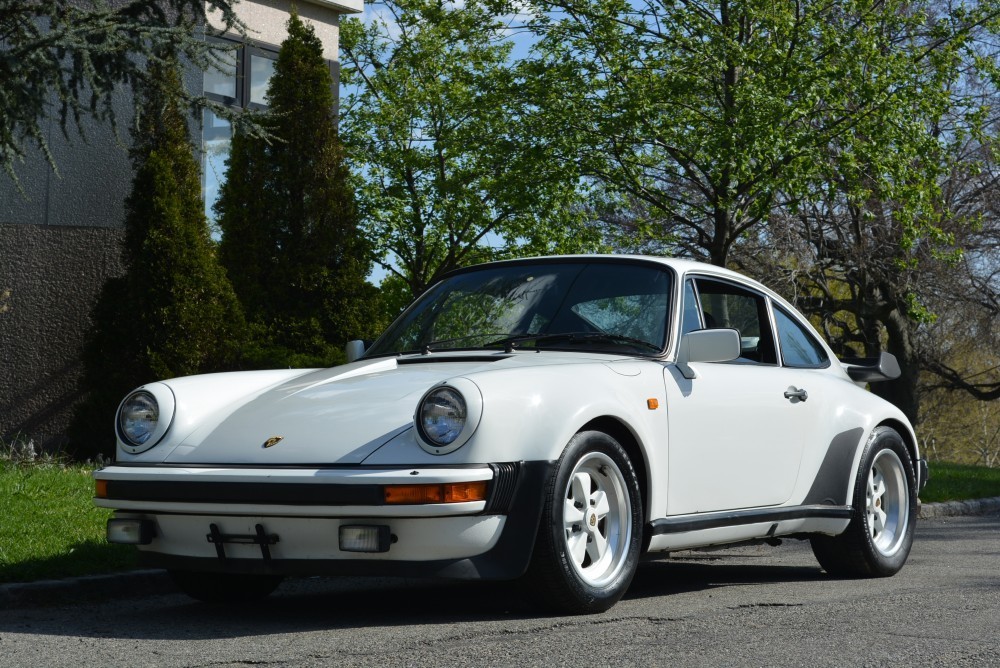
[262,436,284,449]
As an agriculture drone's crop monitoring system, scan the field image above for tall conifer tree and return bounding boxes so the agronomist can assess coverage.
[217,11,379,367]
[71,53,245,458]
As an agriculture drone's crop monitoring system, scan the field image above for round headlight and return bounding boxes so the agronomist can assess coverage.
[419,387,467,446]
[119,391,159,446]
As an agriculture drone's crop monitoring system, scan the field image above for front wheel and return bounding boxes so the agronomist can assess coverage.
[168,570,284,604]
[811,426,917,577]
[524,430,643,614]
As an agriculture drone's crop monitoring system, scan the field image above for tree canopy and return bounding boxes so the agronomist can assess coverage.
[526,0,1000,268]
[340,0,602,303]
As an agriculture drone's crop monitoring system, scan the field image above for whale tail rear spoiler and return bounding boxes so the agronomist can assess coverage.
[840,352,902,383]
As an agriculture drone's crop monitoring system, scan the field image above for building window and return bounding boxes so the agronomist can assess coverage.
[202,38,278,229]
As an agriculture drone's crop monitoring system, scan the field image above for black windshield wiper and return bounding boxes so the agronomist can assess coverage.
[486,332,662,354]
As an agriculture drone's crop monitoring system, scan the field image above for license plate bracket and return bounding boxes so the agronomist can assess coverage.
[206,523,279,562]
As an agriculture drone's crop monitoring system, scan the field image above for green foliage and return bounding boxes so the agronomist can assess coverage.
[0,0,261,186]
[70,54,245,459]
[341,0,603,302]
[527,0,1000,267]
[217,12,382,368]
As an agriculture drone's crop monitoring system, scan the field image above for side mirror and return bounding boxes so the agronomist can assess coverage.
[345,340,366,363]
[676,328,740,379]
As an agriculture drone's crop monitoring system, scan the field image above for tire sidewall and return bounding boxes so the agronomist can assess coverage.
[852,427,917,575]
[543,430,643,610]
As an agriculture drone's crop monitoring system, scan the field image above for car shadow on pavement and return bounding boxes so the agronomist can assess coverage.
[0,555,830,643]
[626,557,826,603]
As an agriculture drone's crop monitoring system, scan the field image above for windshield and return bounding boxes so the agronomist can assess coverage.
[366,261,673,357]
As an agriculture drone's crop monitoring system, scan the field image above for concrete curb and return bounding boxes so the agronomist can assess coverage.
[3,498,999,610]
[918,495,1000,519]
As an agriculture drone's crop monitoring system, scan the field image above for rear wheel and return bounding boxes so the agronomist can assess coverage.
[525,430,643,614]
[168,570,284,603]
[811,426,916,577]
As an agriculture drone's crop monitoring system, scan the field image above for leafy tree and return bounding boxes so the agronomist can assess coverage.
[0,0,256,185]
[737,1,1000,424]
[526,0,1000,268]
[217,11,380,367]
[340,0,601,301]
[70,53,245,459]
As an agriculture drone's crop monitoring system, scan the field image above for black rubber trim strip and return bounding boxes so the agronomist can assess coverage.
[647,505,853,535]
[104,461,529,509]
[105,480,386,506]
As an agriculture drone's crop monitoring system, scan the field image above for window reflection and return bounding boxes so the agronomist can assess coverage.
[250,55,276,106]
[202,110,232,235]
[204,50,238,99]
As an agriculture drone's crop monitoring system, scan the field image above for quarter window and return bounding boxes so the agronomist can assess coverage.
[773,305,830,368]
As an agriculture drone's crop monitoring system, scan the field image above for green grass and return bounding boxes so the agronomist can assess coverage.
[0,461,135,583]
[920,461,1000,504]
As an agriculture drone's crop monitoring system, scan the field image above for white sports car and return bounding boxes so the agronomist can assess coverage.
[95,256,926,613]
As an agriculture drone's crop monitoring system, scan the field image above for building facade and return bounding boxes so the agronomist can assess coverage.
[0,0,361,452]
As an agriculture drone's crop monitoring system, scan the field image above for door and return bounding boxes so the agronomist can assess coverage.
[664,278,819,515]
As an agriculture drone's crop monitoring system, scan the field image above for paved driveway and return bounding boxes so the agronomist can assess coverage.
[1,512,998,667]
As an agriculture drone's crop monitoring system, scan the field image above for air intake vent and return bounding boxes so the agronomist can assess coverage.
[484,462,521,514]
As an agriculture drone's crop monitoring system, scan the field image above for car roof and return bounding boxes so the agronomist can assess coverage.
[453,254,763,288]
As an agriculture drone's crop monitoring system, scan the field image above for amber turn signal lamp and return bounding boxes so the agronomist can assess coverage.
[384,481,488,504]
[95,479,109,499]
[647,398,659,410]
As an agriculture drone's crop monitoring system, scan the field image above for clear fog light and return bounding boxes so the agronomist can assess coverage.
[107,518,156,545]
[339,525,392,553]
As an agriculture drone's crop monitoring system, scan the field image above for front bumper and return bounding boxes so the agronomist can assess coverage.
[95,461,553,580]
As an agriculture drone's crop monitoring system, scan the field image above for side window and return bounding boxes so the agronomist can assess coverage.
[680,279,702,335]
[694,278,777,364]
[773,305,830,368]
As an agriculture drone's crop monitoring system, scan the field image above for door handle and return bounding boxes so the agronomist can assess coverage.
[784,387,808,402]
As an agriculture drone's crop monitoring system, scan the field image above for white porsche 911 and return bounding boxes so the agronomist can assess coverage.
[94,256,926,614]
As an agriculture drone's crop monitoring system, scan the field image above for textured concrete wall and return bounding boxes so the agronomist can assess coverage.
[0,225,125,451]
[0,61,199,454]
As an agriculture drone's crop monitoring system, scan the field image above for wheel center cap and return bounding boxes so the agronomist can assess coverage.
[589,512,598,527]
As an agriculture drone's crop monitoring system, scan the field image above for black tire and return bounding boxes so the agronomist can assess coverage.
[811,426,917,577]
[168,570,284,604]
[524,430,643,614]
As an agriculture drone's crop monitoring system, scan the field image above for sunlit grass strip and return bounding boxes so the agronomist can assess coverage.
[920,462,1000,504]
[0,461,135,583]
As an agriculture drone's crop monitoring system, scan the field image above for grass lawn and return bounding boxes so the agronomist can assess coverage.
[920,461,1000,504]
[0,458,997,584]
[0,461,135,583]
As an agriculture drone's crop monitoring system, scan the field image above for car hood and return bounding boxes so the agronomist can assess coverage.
[159,351,626,465]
